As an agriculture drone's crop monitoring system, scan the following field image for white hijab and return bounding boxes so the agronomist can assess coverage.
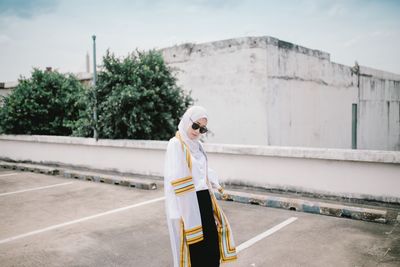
[177,105,208,154]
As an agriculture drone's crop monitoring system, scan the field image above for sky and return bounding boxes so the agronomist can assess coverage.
[0,0,399,82]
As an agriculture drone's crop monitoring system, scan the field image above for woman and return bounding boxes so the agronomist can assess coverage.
[164,106,237,267]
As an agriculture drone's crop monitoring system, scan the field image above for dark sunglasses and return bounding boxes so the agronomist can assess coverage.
[191,120,208,134]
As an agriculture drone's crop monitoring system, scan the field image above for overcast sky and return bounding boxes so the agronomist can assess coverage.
[0,0,399,82]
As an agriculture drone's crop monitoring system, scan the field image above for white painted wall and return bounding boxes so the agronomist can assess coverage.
[161,36,400,151]
[2,36,399,150]
[0,36,400,151]
[358,71,400,150]
[1,135,399,203]
[162,40,270,145]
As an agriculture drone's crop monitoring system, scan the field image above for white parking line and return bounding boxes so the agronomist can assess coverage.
[237,217,298,253]
[0,182,74,197]
[0,172,19,178]
[0,196,165,245]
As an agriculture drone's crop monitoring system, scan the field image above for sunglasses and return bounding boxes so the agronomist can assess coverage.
[191,119,208,134]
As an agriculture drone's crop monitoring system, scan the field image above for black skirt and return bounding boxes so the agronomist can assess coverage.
[189,189,220,267]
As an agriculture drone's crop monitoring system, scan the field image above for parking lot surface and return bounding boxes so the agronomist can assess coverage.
[0,169,399,267]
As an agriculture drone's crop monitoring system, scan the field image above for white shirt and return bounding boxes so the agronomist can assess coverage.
[191,148,209,191]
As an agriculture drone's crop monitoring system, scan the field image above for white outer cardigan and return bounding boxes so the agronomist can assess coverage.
[164,133,237,267]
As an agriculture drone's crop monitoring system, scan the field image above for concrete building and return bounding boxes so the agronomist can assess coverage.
[161,36,400,151]
[0,81,17,99]
[1,37,399,202]
[0,72,92,97]
[1,36,399,151]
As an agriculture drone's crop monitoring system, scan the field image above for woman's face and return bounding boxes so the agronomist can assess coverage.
[187,118,208,140]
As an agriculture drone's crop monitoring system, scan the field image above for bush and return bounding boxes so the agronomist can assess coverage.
[0,69,86,135]
[79,50,193,140]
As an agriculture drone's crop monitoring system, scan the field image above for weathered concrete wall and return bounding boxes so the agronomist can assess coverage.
[2,36,399,150]
[358,66,400,150]
[162,39,271,145]
[1,135,399,203]
[161,36,400,151]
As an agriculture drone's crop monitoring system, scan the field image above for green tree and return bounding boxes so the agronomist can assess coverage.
[0,69,86,135]
[78,50,192,140]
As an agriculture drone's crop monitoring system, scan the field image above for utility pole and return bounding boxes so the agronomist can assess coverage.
[92,35,98,141]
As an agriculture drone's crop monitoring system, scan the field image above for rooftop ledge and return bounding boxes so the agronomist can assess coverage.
[161,36,331,61]
[1,135,399,164]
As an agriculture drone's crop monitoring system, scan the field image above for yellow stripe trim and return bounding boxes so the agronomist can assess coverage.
[187,235,204,245]
[175,189,195,196]
[180,219,184,267]
[171,176,193,186]
[185,225,202,234]
[222,255,238,262]
[176,132,193,172]
[174,185,195,194]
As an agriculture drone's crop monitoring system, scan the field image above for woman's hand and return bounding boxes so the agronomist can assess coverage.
[218,187,229,200]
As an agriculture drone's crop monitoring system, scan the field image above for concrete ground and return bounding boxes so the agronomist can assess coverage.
[0,169,399,267]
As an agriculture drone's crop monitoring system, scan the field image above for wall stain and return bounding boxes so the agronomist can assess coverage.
[268,75,329,86]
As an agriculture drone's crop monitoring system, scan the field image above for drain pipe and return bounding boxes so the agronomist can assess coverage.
[352,103,357,149]
[351,61,360,149]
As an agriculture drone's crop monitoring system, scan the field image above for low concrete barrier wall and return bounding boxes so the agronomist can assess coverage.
[1,135,399,203]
